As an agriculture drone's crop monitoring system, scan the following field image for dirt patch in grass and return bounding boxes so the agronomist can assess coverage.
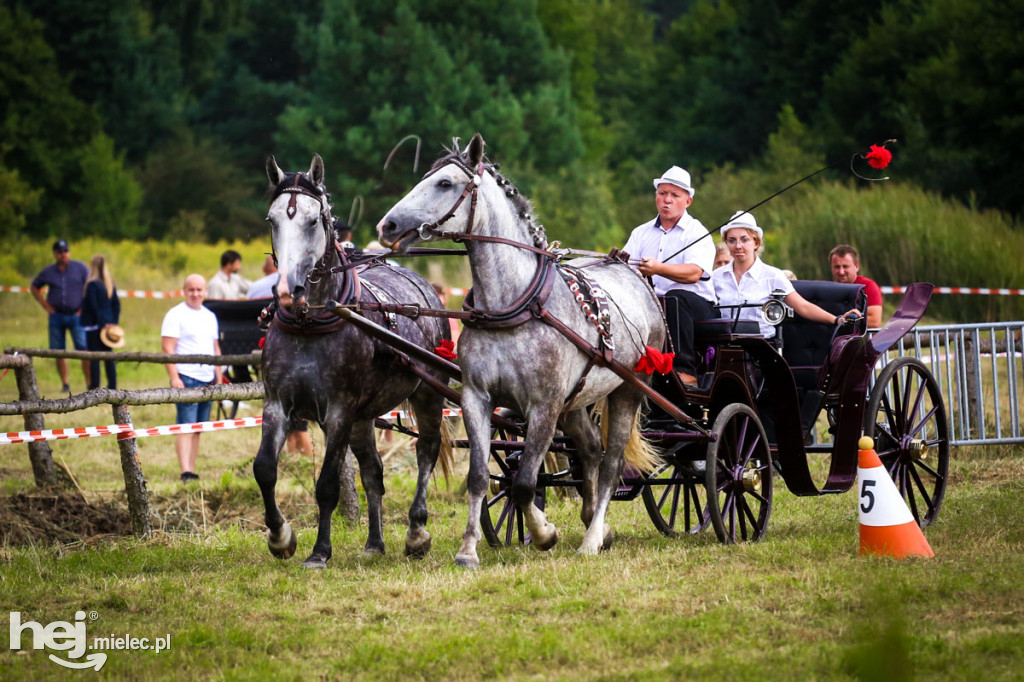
[0,490,133,546]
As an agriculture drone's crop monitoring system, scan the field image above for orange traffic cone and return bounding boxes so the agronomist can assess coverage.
[857,436,934,558]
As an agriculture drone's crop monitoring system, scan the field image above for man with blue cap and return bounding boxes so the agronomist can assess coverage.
[30,239,90,393]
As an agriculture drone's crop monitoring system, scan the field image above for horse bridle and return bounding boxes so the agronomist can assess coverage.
[413,158,556,259]
[268,172,336,285]
[415,157,484,242]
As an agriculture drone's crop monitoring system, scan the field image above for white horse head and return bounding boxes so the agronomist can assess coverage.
[265,154,331,307]
[377,133,538,252]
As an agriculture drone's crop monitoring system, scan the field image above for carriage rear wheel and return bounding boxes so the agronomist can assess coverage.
[480,422,546,548]
[864,356,949,527]
[705,404,773,544]
[641,443,710,536]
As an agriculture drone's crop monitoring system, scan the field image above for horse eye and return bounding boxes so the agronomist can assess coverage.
[438,178,453,189]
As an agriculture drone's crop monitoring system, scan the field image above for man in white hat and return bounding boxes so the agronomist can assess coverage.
[623,166,716,387]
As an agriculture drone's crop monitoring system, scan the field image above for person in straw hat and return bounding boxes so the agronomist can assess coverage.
[623,165,716,388]
[712,211,860,341]
[81,255,122,389]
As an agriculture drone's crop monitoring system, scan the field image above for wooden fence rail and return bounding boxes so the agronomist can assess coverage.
[1,350,266,538]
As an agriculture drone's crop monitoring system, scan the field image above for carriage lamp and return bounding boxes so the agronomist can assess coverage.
[760,298,794,326]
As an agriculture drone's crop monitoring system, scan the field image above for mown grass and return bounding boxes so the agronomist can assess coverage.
[1,452,1022,681]
[2,237,1023,680]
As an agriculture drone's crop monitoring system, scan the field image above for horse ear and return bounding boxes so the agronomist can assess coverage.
[266,156,285,186]
[309,154,325,187]
[467,133,486,166]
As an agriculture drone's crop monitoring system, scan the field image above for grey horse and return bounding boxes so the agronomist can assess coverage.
[255,154,452,568]
[378,134,665,569]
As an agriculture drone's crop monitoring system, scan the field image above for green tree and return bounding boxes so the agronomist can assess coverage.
[74,133,145,240]
[0,151,43,239]
[273,0,583,234]
[0,5,100,230]
[137,133,265,242]
[821,0,1024,215]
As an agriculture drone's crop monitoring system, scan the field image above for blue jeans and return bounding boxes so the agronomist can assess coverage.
[48,312,86,350]
[175,374,213,425]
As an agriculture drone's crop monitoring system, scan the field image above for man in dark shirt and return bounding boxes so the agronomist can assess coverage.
[30,239,90,393]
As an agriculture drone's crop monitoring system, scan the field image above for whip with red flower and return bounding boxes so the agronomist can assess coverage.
[656,139,898,264]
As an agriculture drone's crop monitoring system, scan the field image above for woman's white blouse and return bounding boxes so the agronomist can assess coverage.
[712,258,795,338]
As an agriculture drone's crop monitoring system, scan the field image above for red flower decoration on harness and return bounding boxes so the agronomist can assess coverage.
[258,336,266,349]
[435,339,457,361]
[633,346,674,375]
[865,144,892,169]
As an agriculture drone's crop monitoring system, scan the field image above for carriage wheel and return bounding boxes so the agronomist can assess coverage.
[864,356,949,527]
[641,444,710,536]
[480,423,546,548]
[705,403,773,544]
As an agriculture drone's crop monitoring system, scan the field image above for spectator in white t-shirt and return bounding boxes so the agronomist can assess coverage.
[161,274,222,483]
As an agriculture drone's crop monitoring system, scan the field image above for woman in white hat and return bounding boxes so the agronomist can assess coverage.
[712,211,859,339]
[81,255,122,389]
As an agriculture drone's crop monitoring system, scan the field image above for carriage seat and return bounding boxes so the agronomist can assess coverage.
[693,318,761,342]
[778,280,866,392]
[203,299,268,383]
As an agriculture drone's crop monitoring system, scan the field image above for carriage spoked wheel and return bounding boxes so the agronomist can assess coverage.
[864,356,949,527]
[480,421,546,548]
[641,443,710,536]
[705,403,773,544]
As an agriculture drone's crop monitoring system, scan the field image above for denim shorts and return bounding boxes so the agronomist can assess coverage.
[48,312,87,350]
[175,374,213,425]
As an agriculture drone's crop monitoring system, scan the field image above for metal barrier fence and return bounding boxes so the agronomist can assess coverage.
[876,322,1024,446]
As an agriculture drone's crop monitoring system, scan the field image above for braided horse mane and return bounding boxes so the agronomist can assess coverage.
[431,137,548,249]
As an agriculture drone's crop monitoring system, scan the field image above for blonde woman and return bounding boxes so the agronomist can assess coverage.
[712,211,859,340]
[81,255,122,389]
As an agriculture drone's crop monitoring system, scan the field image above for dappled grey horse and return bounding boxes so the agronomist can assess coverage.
[255,154,452,568]
[378,134,666,569]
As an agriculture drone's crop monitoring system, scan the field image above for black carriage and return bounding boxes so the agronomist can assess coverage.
[477,280,948,547]
[202,298,270,417]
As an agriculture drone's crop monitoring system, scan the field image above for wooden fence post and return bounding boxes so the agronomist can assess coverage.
[112,404,152,538]
[12,358,58,487]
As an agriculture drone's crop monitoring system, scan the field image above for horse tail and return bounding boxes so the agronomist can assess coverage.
[435,414,455,485]
[593,398,661,475]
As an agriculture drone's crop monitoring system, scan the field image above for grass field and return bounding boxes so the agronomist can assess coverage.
[2,259,1024,680]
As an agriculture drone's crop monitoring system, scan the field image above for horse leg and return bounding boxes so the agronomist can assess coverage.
[578,391,637,555]
[559,407,603,528]
[302,414,353,568]
[455,388,494,570]
[347,419,387,558]
[513,405,562,552]
[253,401,295,559]
[404,386,444,558]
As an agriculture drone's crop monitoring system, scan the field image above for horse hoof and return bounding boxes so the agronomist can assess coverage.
[533,524,559,552]
[405,534,432,560]
[359,548,385,559]
[302,554,328,569]
[268,524,297,560]
[454,553,480,570]
[577,544,600,556]
[602,525,615,551]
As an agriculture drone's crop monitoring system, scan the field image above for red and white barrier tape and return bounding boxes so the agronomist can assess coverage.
[880,286,1024,296]
[1,408,465,445]
[0,285,183,298]
[6,283,1022,298]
